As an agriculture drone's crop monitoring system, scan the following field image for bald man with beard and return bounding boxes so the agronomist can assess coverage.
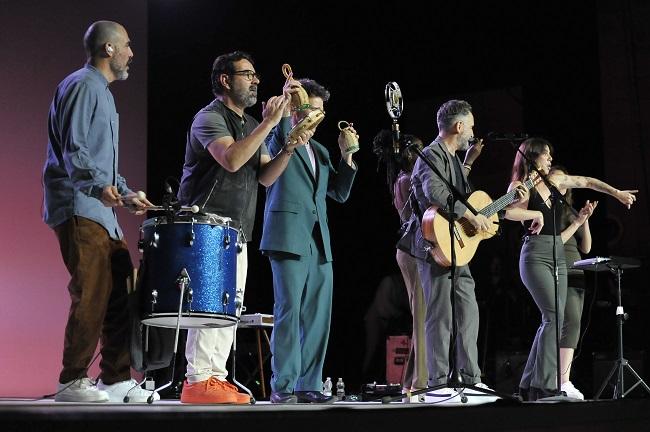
[43,21,157,403]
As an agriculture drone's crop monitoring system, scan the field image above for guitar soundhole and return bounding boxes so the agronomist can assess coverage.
[459,219,477,237]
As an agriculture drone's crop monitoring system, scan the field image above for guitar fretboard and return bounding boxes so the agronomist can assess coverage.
[479,177,536,217]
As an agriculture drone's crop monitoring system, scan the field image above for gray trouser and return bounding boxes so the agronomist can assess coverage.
[519,235,567,390]
[416,258,481,386]
[561,283,585,349]
[397,249,427,389]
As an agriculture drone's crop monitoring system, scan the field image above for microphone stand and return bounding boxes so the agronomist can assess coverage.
[510,143,573,400]
[160,183,180,223]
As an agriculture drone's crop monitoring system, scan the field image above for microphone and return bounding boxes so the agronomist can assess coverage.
[385,82,403,120]
[385,82,404,154]
[163,180,173,195]
[486,132,529,142]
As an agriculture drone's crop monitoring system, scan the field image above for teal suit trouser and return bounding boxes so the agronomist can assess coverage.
[269,236,333,393]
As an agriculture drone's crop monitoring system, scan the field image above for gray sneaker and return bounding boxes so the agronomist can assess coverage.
[55,378,109,402]
[97,379,161,403]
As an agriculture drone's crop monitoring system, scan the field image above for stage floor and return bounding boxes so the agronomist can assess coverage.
[1,397,650,432]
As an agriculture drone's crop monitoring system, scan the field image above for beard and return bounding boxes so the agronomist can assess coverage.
[458,134,471,151]
[109,57,129,81]
[232,85,258,108]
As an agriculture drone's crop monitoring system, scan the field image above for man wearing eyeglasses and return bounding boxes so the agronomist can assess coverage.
[260,79,358,404]
[177,51,312,404]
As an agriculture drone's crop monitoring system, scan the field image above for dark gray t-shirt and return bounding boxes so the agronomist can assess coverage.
[178,99,268,240]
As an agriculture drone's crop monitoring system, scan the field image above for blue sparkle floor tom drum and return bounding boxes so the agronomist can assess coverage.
[138,214,239,328]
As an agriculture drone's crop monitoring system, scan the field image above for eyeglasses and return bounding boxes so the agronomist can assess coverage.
[229,70,261,81]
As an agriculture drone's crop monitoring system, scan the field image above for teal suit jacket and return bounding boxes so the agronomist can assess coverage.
[260,118,356,261]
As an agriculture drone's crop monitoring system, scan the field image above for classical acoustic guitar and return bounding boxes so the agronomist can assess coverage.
[421,174,540,267]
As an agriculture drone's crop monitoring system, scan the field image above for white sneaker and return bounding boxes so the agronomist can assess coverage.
[55,378,109,402]
[561,381,585,400]
[97,379,161,403]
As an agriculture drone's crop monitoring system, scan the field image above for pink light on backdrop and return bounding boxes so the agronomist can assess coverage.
[0,1,147,397]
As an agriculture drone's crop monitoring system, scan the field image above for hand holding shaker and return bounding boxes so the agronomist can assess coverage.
[338,121,360,155]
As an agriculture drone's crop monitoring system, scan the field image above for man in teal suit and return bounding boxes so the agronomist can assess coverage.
[260,79,358,404]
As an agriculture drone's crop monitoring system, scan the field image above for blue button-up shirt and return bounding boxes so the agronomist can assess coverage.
[42,64,132,240]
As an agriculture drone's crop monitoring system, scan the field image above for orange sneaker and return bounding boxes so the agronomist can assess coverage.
[180,376,238,404]
[221,381,252,404]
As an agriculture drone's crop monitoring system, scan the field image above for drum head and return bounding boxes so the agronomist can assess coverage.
[142,313,237,329]
[141,213,234,229]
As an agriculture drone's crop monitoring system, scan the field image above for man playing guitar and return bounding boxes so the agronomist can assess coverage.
[398,100,541,401]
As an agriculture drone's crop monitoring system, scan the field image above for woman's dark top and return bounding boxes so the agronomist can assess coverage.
[523,189,563,236]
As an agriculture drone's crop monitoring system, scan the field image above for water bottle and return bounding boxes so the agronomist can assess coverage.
[323,377,332,396]
[336,377,345,400]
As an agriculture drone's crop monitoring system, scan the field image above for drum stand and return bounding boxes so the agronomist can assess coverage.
[227,240,254,402]
[229,310,255,403]
[593,259,650,399]
[145,268,191,403]
[145,268,254,404]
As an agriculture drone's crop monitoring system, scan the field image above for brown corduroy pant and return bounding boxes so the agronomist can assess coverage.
[53,216,132,385]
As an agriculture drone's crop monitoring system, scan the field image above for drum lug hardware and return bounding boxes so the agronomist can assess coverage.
[186,287,193,304]
[138,227,145,252]
[176,269,191,285]
[224,234,231,249]
[222,292,230,306]
[187,231,195,247]
[235,298,244,315]
[151,232,160,248]
[151,289,158,305]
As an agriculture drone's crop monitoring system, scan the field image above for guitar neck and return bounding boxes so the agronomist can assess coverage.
[479,177,535,217]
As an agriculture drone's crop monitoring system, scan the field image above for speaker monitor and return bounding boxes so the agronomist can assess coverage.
[386,335,410,385]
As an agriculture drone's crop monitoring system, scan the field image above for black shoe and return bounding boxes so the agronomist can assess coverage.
[529,387,564,401]
[295,391,336,404]
[270,392,298,404]
[517,387,529,401]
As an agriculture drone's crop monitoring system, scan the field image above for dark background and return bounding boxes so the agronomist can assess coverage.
[146,0,649,397]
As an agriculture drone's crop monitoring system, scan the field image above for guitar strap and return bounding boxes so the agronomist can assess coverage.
[408,188,423,223]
